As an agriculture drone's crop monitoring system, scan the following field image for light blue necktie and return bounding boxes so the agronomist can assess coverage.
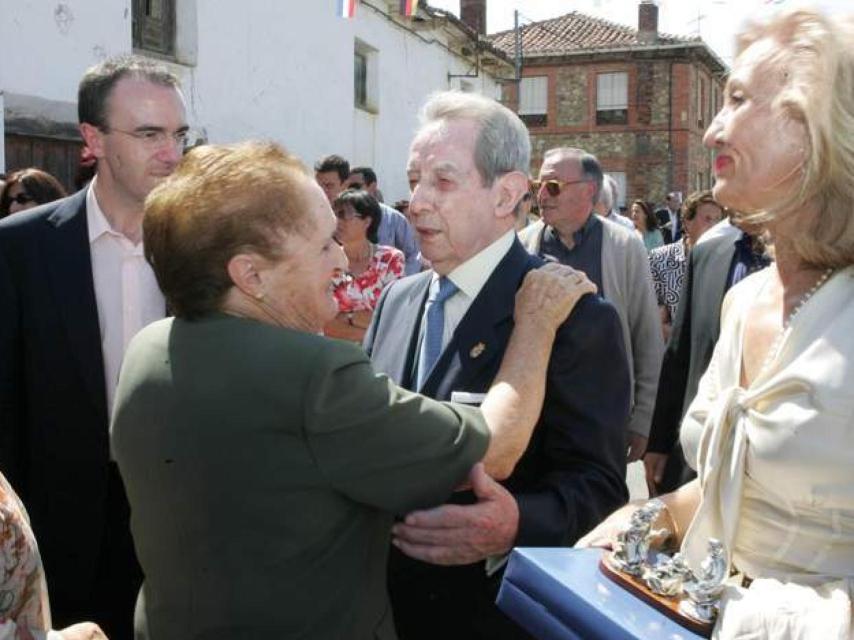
[416,277,458,389]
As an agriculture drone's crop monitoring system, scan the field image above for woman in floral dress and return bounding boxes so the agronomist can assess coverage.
[324,189,404,342]
[0,473,104,639]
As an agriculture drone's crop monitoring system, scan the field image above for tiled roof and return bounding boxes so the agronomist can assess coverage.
[488,11,699,57]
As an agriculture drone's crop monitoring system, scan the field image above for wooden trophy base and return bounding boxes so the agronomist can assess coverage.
[599,553,714,637]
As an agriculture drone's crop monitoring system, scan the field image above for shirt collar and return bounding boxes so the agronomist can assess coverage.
[86,176,114,244]
[440,230,515,301]
[549,212,598,248]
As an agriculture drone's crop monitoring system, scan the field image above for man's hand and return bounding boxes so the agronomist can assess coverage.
[391,463,519,565]
[626,432,647,463]
[643,451,669,497]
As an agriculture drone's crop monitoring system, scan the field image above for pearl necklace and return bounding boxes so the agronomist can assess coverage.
[783,267,834,328]
[759,267,834,375]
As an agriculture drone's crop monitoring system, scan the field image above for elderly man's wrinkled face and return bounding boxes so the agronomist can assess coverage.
[261,180,347,332]
[704,37,808,214]
[406,119,506,275]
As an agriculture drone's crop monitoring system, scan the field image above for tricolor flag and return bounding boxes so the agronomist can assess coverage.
[400,0,420,17]
[338,0,357,18]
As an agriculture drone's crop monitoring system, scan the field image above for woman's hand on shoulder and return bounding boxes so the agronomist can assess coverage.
[515,263,597,333]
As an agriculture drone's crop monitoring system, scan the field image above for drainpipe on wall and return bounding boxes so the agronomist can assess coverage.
[514,9,522,83]
[667,60,673,197]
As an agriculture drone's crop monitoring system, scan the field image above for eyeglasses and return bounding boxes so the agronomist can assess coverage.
[334,208,361,220]
[9,193,35,205]
[347,182,364,190]
[531,179,591,197]
[102,126,195,150]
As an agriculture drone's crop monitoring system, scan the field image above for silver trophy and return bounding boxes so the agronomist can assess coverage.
[642,552,693,597]
[679,539,727,624]
[605,501,728,634]
[611,499,667,576]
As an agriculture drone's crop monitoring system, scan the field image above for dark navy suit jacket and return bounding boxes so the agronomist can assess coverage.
[0,190,144,625]
[363,238,631,636]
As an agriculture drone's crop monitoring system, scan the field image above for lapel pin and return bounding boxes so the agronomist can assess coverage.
[469,342,486,359]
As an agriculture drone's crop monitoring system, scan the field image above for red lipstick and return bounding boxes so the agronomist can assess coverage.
[715,155,733,172]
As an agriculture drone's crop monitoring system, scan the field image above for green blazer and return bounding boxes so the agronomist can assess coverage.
[111,313,488,640]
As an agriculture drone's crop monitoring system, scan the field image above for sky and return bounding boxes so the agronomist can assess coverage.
[428,0,852,66]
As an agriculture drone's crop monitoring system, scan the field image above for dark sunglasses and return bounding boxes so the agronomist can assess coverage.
[531,178,590,197]
[347,182,364,190]
[10,193,35,205]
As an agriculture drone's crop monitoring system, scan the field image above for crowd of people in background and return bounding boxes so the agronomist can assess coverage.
[0,5,852,640]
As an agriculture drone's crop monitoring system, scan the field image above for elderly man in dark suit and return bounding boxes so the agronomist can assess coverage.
[364,91,631,639]
[0,55,187,639]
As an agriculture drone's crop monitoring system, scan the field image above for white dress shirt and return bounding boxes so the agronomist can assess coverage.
[87,179,165,417]
[421,230,515,352]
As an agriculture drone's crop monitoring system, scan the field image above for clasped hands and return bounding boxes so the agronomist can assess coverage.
[391,463,519,566]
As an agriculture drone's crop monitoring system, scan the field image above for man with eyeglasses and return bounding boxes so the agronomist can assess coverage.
[0,55,188,639]
[520,148,663,467]
[365,93,630,639]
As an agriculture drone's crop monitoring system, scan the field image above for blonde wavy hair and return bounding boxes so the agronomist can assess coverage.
[734,8,854,268]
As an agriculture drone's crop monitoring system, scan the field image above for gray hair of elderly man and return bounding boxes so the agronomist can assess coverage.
[418,91,531,187]
[543,147,604,205]
[598,174,619,211]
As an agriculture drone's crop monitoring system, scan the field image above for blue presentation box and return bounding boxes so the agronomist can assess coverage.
[497,547,705,640]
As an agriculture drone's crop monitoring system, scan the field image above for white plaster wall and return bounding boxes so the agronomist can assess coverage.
[0,0,130,102]
[1,0,504,200]
[189,2,503,202]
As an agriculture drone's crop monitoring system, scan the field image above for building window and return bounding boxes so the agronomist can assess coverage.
[354,52,368,109]
[596,72,628,125]
[609,171,628,209]
[710,83,719,122]
[132,0,175,57]
[354,40,378,113]
[697,76,706,128]
[518,76,548,128]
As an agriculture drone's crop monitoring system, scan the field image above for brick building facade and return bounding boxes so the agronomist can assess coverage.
[488,1,727,207]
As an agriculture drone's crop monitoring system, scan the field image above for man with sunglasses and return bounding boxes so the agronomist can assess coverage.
[520,148,663,466]
[365,93,630,639]
[0,55,188,639]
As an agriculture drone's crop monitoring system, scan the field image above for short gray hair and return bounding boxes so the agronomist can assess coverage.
[598,174,619,211]
[418,91,531,186]
[543,147,603,205]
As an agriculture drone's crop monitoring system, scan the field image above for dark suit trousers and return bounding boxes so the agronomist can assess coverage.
[50,464,142,640]
[388,546,532,640]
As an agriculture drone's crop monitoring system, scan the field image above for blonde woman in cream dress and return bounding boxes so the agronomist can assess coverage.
[579,8,854,638]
